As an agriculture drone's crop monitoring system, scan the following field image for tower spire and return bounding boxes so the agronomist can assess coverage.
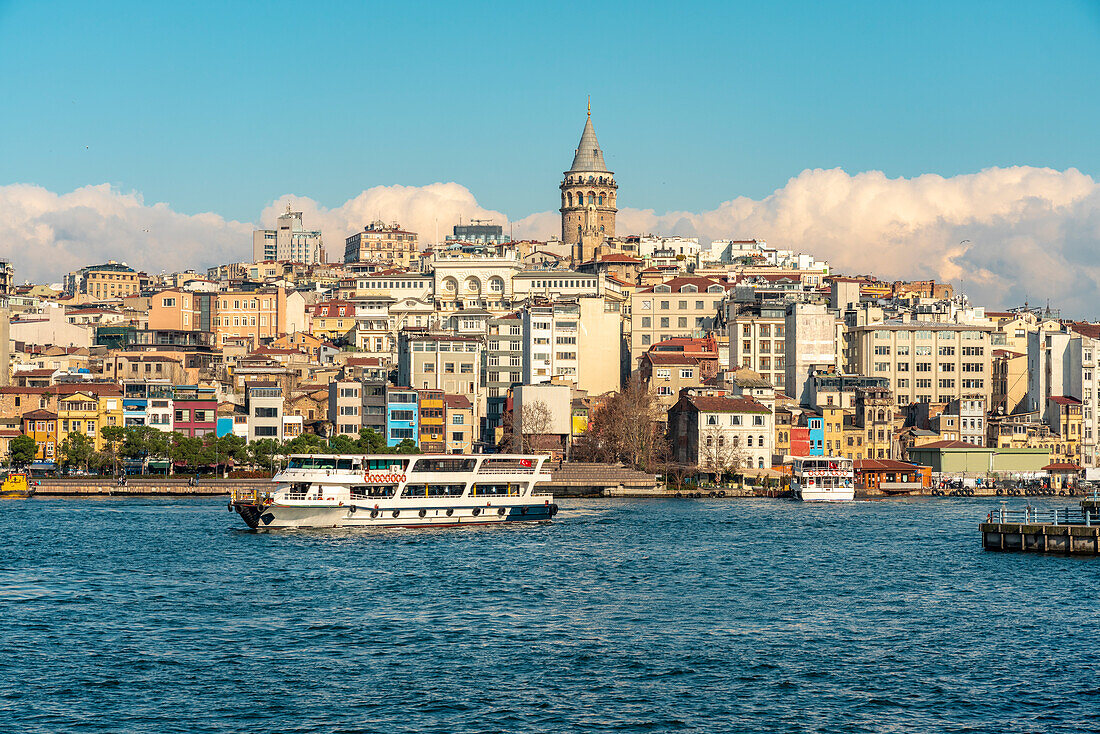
[587,95,591,117]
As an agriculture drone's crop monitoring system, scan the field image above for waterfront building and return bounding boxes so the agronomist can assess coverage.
[560,106,617,263]
[253,206,325,264]
[667,388,774,472]
[640,352,704,414]
[417,389,445,453]
[245,382,284,442]
[21,409,57,463]
[56,384,124,452]
[344,221,418,267]
[328,380,362,438]
[172,385,217,437]
[1025,322,1100,466]
[397,333,482,420]
[384,385,418,447]
[444,394,474,453]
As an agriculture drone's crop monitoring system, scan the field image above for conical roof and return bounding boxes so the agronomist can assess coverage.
[568,114,610,173]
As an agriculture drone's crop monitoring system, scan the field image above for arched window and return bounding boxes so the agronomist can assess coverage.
[598,194,604,205]
[758,458,765,469]
[718,436,725,447]
[732,436,740,447]
[706,436,713,448]
[600,225,605,233]
[747,436,754,447]
[567,192,573,207]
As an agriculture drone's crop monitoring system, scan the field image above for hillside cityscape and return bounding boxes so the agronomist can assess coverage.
[0,110,1091,485]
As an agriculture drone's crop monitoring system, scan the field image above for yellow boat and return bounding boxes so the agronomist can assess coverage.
[0,472,34,499]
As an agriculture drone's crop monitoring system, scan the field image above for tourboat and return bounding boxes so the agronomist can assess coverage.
[790,456,855,502]
[0,472,34,499]
[229,453,558,529]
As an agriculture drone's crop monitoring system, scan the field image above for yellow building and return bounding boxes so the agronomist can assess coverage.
[56,386,124,451]
[821,406,845,457]
[309,300,357,341]
[418,389,445,453]
[21,409,58,462]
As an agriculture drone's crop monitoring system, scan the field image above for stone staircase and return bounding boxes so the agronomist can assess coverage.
[544,462,659,497]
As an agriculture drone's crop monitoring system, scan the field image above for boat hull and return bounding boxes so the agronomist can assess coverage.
[796,488,855,502]
[233,500,558,530]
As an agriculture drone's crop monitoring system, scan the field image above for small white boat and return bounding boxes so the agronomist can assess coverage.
[229,453,557,529]
[790,456,855,502]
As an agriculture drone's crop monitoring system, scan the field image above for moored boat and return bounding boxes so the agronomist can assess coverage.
[791,456,855,502]
[229,453,558,529]
[0,472,34,499]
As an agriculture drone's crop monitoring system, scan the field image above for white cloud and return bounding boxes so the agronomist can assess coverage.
[2,167,1099,315]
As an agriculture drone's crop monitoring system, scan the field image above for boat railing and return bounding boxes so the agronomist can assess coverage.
[986,506,1095,526]
[230,487,259,503]
[477,466,537,475]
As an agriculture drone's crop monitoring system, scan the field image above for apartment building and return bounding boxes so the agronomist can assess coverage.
[212,288,287,348]
[172,385,217,437]
[418,389,445,452]
[1026,323,1100,466]
[65,261,144,299]
[245,382,284,442]
[397,333,482,419]
[444,395,474,453]
[328,380,362,437]
[630,277,729,370]
[310,300,357,341]
[639,352,704,413]
[253,208,324,264]
[385,386,418,447]
[344,221,418,267]
[846,321,993,408]
[727,301,787,389]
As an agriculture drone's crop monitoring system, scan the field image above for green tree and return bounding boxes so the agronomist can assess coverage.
[357,428,387,454]
[248,439,283,473]
[9,435,38,467]
[285,433,326,455]
[327,434,359,454]
[59,432,94,471]
[100,425,127,475]
[393,438,420,454]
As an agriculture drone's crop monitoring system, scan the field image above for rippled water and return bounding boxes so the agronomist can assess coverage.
[2,496,1098,733]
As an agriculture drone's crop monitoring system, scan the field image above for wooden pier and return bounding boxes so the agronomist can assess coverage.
[981,502,1100,555]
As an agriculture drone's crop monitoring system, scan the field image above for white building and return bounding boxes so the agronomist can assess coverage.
[668,388,775,472]
[253,207,325,264]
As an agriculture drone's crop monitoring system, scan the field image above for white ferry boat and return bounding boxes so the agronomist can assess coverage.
[790,456,855,502]
[229,453,558,529]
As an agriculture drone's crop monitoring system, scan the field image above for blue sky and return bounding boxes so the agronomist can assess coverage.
[1,0,1098,223]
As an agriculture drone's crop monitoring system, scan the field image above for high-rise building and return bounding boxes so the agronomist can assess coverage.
[253,206,325,264]
[560,104,617,263]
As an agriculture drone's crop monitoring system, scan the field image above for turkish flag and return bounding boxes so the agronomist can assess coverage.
[520,459,532,467]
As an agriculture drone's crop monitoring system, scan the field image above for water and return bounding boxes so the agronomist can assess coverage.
[1,496,1098,734]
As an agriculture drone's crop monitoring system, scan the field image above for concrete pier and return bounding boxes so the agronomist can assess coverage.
[31,477,270,497]
[981,502,1100,554]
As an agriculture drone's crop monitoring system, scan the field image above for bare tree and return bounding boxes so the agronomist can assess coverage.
[698,429,746,483]
[518,400,555,453]
[572,378,665,470]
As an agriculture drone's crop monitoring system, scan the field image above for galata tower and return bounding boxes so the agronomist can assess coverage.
[560,102,617,263]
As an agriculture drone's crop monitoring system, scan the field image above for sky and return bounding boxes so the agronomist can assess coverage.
[1,0,1099,313]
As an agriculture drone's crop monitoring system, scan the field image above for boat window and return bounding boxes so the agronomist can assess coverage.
[402,484,427,498]
[427,484,466,497]
[413,458,476,472]
[350,485,395,499]
[336,458,354,471]
[366,458,409,471]
[471,483,520,497]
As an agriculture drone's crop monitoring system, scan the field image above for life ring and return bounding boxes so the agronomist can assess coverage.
[497,507,506,516]
[348,505,357,514]
[445,508,454,517]
[370,509,379,518]
[472,507,481,516]
[391,510,400,518]
[418,509,426,518]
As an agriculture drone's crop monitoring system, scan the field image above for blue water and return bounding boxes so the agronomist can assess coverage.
[1,497,1098,733]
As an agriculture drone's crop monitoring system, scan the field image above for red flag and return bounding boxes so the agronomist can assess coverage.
[520,459,532,467]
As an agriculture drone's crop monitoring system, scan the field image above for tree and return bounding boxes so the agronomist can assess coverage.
[573,379,665,470]
[393,438,420,454]
[59,432,94,472]
[327,434,359,454]
[9,435,38,467]
[518,400,555,453]
[248,439,283,473]
[285,433,326,455]
[357,428,387,454]
[697,429,745,484]
[100,425,127,475]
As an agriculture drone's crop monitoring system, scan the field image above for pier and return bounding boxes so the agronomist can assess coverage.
[980,499,1100,554]
[31,477,271,497]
